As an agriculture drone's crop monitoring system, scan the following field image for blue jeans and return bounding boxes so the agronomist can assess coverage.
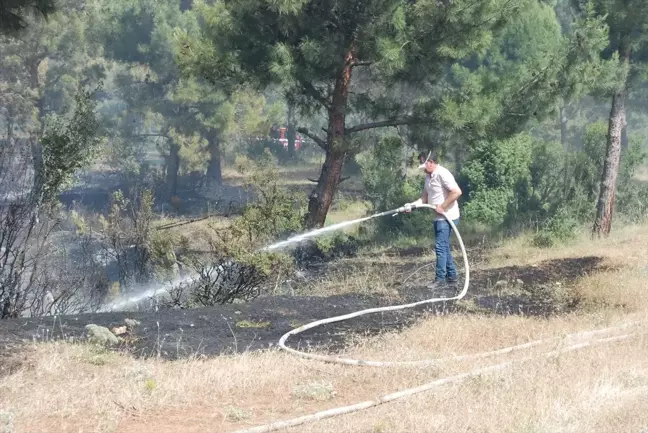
[434,218,459,281]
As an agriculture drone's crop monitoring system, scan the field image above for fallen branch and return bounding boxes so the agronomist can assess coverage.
[307,176,349,184]
[155,215,211,231]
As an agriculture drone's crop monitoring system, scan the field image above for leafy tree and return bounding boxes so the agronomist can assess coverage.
[93,0,281,198]
[1,87,101,318]
[572,0,648,237]
[0,0,55,34]
[178,0,614,228]
[0,0,104,203]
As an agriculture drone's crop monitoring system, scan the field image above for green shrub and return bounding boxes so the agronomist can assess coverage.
[532,208,579,248]
[234,150,307,245]
[162,150,304,308]
[460,122,648,237]
[460,134,533,226]
[357,136,430,239]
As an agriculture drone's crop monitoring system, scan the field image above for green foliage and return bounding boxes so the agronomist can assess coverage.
[532,208,579,247]
[0,0,56,35]
[461,134,533,225]
[461,120,648,246]
[94,188,162,288]
[233,150,306,246]
[183,150,304,281]
[358,136,429,238]
[438,0,615,142]
[164,151,304,307]
[39,87,102,203]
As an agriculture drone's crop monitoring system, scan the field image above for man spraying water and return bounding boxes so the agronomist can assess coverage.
[403,152,463,289]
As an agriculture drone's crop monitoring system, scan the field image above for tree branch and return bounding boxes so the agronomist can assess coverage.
[308,176,349,184]
[346,118,422,134]
[299,81,331,109]
[137,133,171,139]
[297,127,327,150]
[351,60,372,67]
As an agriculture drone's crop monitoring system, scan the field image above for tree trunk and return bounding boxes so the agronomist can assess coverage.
[205,131,222,185]
[304,49,354,228]
[166,141,180,199]
[592,47,630,238]
[560,106,568,146]
[305,150,346,227]
[287,104,296,159]
[28,59,45,206]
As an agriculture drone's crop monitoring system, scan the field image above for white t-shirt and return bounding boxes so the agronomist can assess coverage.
[424,165,461,221]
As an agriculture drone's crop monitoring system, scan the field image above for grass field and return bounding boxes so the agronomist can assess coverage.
[2,217,647,433]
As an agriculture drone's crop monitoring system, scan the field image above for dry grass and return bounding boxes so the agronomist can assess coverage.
[222,164,323,187]
[635,164,648,183]
[486,222,648,269]
[2,315,646,433]
[2,223,648,433]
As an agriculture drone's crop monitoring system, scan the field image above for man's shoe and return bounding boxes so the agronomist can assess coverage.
[447,277,458,286]
[425,279,447,290]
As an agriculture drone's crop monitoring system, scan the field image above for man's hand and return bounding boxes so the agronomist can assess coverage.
[403,199,423,213]
[435,205,445,215]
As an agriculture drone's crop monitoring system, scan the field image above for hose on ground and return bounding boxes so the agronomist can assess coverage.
[229,206,646,433]
[277,205,469,367]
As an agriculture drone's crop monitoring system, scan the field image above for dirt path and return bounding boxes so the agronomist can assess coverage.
[0,256,606,362]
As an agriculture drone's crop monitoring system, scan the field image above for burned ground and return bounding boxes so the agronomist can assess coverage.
[0,256,607,363]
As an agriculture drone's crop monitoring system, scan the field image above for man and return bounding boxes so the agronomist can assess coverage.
[408,152,462,288]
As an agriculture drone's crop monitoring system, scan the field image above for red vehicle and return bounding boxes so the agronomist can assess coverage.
[278,127,303,151]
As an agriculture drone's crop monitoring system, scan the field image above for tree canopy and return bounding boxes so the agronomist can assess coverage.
[0,0,55,34]
[178,0,616,227]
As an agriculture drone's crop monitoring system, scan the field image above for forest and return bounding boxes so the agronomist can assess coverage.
[1,0,647,318]
[2,1,648,432]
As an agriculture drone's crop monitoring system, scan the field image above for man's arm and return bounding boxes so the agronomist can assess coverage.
[436,169,462,213]
[438,187,461,212]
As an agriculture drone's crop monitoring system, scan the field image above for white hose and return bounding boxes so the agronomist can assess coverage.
[231,331,642,433]
[277,205,469,366]
[229,206,645,433]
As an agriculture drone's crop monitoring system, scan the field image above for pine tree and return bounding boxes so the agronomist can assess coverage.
[0,0,55,34]
[0,0,104,205]
[573,0,648,237]
[179,0,612,228]
[94,0,279,196]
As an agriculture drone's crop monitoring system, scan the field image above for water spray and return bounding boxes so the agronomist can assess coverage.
[101,202,448,310]
[274,202,470,367]
[262,201,435,251]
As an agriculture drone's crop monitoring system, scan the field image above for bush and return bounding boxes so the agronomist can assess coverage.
[460,134,533,226]
[357,136,430,239]
[234,150,306,244]
[161,151,304,308]
[460,122,648,239]
[532,208,579,248]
